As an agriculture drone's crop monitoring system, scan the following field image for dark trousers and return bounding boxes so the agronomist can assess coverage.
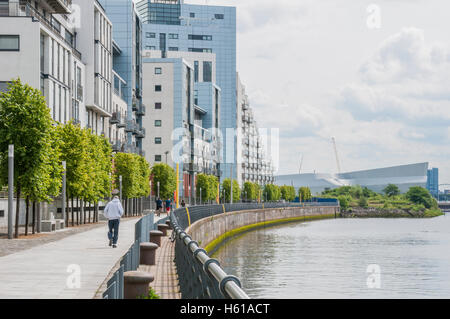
[108,219,120,245]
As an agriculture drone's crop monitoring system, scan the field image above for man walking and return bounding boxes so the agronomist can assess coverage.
[104,195,124,248]
[156,198,163,217]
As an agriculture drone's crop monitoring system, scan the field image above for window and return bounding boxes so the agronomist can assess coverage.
[168,33,178,39]
[188,34,212,41]
[190,12,195,18]
[155,137,162,144]
[155,102,162,109]
[155,85,162,92]
[0,35,19,51]
[168,47,178,51]
[146,32,156,38]
[215,14,224,19]
[155,120,162,127]
[145,45,156,50]
[194,61,199,82]
[203,61,212,82]
[155,155,162,162]
[155,67,162,74]
[188,48,212,53]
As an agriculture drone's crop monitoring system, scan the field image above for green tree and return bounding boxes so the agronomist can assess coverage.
[207,175,219,203]
[243,182,257,201]
[263,184,281,202]
[383,184,400,197]
[222,178,241,202]
[280,185,296,202]
[136,156,151,198]
[405,186,435,209]
[0,79,58,237]
[299,187,312,202]
[57,122,91,225]
[151,163,176,200]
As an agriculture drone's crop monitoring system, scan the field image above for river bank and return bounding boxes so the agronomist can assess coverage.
[340,207,444,218]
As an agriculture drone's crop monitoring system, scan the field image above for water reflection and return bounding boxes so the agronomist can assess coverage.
[212,214,450,299]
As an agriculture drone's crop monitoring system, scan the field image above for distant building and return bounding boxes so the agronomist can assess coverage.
[236,73,275,186]
[275,163,429,195]
[427,167,439,197]
[98,0,145,155]
[141,51,221,198]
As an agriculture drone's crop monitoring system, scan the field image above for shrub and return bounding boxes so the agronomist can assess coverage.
[338,195,350,211]
[358,197,369,208]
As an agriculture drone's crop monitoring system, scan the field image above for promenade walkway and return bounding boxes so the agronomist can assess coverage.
[0,217,141,299]
[139,232,181,299]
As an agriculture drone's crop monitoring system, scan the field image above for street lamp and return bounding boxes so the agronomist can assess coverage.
[157,181,160,199]
[119,175,122,202]
[165,151,169,164]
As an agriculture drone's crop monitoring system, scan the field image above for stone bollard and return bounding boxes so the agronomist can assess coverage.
[123,271,154,299]
[149,230,164,247]
[157,223,170,236]
[165,220,172,229]
[140,242,159,265]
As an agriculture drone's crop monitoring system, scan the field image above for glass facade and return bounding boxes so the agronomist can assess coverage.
[136,1,181,25]
[427,168,439,197]
[139,1,237,179]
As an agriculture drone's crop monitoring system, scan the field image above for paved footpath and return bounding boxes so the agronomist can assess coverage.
[0,217,141,299]
[139,231,181,299]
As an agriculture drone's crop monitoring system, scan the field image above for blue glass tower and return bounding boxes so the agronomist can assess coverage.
[137,0,236,179]
[427,168,439,197]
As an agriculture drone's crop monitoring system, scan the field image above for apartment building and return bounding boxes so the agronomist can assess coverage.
[73,0,113,138]
[0,0,136,150]
[98,0,145,155]
[236,73,275,186]
[142,49,221,198]
[0,0,85,126]
[137,0,236,180]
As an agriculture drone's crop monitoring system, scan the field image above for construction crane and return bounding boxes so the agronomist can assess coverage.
[331,137,342,174]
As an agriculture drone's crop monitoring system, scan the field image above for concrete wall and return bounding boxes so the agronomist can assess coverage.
[186,206,339,250]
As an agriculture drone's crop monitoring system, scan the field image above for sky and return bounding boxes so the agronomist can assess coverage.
[185,0,450,187]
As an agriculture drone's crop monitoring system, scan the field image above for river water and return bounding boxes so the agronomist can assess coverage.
[211,213,450,298]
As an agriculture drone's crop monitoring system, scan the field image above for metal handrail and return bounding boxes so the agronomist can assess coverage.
[171,214,250,299]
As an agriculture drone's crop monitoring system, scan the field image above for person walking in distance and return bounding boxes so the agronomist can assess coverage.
[156,198,163,217]
[104,195,124,248]
[165,198,172,216]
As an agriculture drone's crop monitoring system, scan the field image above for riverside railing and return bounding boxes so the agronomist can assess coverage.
[102,213,170,299]
[170,201,338,299]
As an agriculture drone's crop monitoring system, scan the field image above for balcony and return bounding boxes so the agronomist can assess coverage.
[125,144,139,154]
[47,0,72,14]
[111,141,125,152]
[110,112,120,124]
[136,128,146,139]
[136,105,146,116]
[132,98,139,112]
[126,120,139,134]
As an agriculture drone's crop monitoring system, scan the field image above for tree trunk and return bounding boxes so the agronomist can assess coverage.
[14,185,21,238]
[32,201,36,235]
[70,197,74,228]
[83,201,87,224]
[77,198,80,226]
[88,202,91,223]
[94,202,98,223]
[66,193,69,228]
[25,197,29,236]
